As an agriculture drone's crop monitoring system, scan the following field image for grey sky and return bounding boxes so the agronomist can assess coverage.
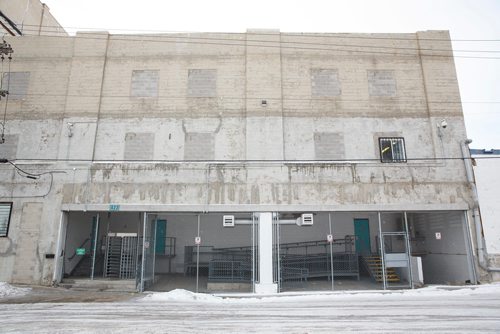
[42,0,500,149]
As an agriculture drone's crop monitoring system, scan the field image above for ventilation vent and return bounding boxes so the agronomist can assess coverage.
[296,213,313,226]
[223,215,235,227]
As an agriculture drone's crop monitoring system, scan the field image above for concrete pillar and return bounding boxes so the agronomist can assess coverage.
[255,212,278,294]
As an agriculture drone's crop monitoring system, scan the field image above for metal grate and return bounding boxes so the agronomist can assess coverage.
[104,236,138,279]
[379,137,407,163]
[0,203,12,237]
[104,236,122,278]
[278,236,360,288]
[208,250,252,282]
[280,253,359,283]
[120,236,138,279]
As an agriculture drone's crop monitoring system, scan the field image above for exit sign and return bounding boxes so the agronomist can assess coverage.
[109,204,120,211]
[76,248,85,256]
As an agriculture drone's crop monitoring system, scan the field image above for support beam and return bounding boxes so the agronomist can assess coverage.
[255,212,277,294]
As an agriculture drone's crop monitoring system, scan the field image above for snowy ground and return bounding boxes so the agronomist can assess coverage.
[0,282,30,298]
[1,283,500,333]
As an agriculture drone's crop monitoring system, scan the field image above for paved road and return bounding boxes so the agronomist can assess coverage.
[2,286,500,333]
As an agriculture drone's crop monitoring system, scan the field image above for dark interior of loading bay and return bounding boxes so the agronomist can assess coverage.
[60,210,475,293]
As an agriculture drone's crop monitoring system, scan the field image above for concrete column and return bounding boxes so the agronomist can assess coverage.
[255,212,278,294]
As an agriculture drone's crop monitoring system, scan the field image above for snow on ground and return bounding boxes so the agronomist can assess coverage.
[140,283,500,304]
[2,284,500,333]
[142,288,223,302]
[0,282,31,298]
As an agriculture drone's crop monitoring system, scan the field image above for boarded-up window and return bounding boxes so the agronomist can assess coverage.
[2,72,30,100]
[0,134,19,159]
[131,70,159,97]
[184,133,214,160]
[124,133,154,160]
[311,69,341,97]
[367,70,396,96]
[188,69,216,97]
[0,202,12,237]
[314,132,344,160]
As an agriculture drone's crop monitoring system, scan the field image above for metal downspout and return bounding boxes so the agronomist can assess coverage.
[461,140,500,273]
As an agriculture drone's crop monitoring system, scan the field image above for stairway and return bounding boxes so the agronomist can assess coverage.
[362,255,400,283]
[70,255,104,277]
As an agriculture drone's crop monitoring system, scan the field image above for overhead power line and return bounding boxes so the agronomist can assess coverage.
[5,92,500,104]
[14,25,500,54]
[7,27,500,60]
[16,23,500,42]
[1,156,499,165]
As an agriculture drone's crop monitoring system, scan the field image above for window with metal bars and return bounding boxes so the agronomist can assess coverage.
[0,202,12,237]
[379,137,407,163]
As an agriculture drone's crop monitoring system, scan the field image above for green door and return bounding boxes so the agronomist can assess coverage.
[155,219,167,254]
[354,219,371,254]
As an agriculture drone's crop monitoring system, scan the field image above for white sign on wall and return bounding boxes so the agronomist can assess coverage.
[327,234,333,243]
[195,236,201,245]
[435,232,442,240]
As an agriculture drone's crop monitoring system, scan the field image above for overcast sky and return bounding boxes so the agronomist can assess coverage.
[42,0,500,149]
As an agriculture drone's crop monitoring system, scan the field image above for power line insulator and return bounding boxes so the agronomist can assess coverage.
[0,41,13,56]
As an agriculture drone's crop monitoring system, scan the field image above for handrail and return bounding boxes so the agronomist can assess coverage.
[67,238,91,261]
[214,236,356,252]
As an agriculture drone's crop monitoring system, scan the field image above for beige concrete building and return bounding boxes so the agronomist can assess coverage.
[0,0,66,36]
[0,28,491,293]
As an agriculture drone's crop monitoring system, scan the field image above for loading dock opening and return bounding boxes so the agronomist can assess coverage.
[54,210,476,293]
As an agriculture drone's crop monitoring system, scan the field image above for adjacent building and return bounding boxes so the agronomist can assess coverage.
[0,0,66,37]
[0,27,491,293]
[471,149,500,281]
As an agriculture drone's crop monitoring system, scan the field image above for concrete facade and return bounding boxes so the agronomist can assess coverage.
[0,0,66,36]
[0,29,486,286]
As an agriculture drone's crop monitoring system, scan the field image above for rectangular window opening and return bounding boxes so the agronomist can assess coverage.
[311,69,341,97]
[379,137,407,163]
[368,70,396,97]
[2,72,30,100]
[188,69,216,97]
[130,70,159,98]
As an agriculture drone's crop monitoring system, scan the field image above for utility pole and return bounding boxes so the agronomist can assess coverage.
[0,39,13,143]
[0,40,13,99]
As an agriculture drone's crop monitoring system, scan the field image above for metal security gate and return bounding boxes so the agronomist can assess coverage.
[137,213,157,292]
[103,235,138,279]
[378,212,413,289]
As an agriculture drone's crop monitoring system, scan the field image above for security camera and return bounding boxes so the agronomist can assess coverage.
[67,122,74,137]
[439,119,448,129]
